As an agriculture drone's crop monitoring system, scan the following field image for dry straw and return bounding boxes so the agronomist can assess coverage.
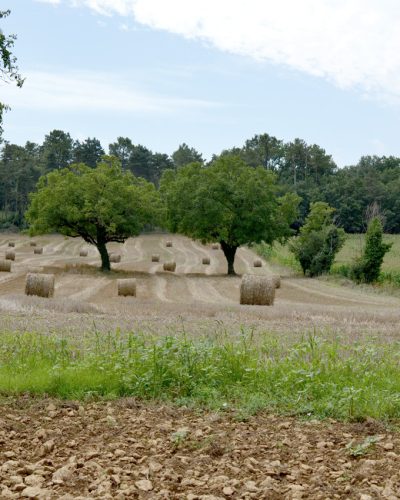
[110,253,121,263]
[27,266,44,274]
[151,254,160,262]
[240,274,275,306]
[25,273,55,298]
[30,241,37,247]
[34,247,43,255]
[253,259,262,267]
[117,278,137,297]
[166,241,173,247]
[271,274,281,289]
[5,250,15,261]
[202,257,210,265]
[163,261,176,272]
[0,259,11,272]
[8,242,15,247]
[79,249,88,257]
[211,243,219,250]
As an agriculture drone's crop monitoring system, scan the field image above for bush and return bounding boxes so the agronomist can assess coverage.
[350,218,392,283]
[290,202,346,277]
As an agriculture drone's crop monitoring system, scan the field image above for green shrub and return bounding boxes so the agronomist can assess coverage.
[290,202,346,277]
[350,218,392,283]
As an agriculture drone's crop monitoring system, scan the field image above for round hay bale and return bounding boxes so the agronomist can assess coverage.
[240,274,275,306]
[253,259,262,268]
[79,249,88,257]
[25,273,55,298]
[163,261,176,272]
[211,243,219,250]
[151,254,160,262]
[202,257,210,265]
[5,250,15,261]
[29,241,37,247]
[34,247,43,255]
[271,274,281,289]
[165,241,173,248]
[117,278,137,297]
[8,242,15,248]
[0,259,11,272]
[110,253,121,263]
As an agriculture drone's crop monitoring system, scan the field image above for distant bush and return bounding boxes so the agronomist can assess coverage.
[290,202,346,277]
[350,218,392,284]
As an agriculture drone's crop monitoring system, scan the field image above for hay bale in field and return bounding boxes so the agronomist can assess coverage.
[5,250,15,261]
[202,257,210,265]
[253,259,262,267]
[0,259,11,272]
[117,278,137,297]
[79,249,88,257]
[151,254,160,262]
[110,253,121,263]
[25,273,55,298]
[240,274,275,306]
[34,247,43,255]
[30,241,37,247]
[211,243,219,250]
[165,241,173,247]
[163,261,176,272]
[271,274,281,289]
[8,242,15,247]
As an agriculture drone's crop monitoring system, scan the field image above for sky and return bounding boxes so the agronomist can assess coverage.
[1,0,400,166]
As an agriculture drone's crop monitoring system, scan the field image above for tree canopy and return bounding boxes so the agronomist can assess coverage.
[160,155,299,274]
[172,143,203,168]
[26,157,161,271]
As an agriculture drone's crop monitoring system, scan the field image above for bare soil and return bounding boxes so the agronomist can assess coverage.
[1,399,399,499]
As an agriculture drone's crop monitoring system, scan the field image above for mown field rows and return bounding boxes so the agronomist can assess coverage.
[0,233,400,339]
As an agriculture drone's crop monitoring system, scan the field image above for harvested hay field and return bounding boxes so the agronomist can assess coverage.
[0,233,400,340]
[0,399,399,499]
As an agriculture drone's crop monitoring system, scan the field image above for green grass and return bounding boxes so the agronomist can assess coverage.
[254,242,301,273]
[257,234,400,286]
[1,329,400,421]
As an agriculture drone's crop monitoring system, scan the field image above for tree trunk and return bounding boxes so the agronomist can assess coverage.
[96,237,110,272]
[220,241,238,276]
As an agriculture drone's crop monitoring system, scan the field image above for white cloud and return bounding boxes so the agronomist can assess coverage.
[1,70,217,114]
[45,0,400,102]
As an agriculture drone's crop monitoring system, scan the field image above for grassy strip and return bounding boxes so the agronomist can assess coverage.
[257,241,400,289]
[254,242,301,273]
[1,330,400,421]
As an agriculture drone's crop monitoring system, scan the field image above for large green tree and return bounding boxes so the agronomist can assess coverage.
[0,9,24,138]
[160,156,299,275]
[40,130,74,173]
[26,157,160,271]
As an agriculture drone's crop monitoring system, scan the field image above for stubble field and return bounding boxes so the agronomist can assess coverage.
[1,233,400,340]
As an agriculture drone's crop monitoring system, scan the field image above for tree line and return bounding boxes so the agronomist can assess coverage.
[2,130,400,233]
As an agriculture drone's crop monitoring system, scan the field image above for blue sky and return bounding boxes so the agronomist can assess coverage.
[2,0,400,166]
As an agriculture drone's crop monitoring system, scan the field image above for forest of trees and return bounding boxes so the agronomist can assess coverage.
[1,130,400,233]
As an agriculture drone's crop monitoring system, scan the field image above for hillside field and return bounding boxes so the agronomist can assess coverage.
[1,233,400,499]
